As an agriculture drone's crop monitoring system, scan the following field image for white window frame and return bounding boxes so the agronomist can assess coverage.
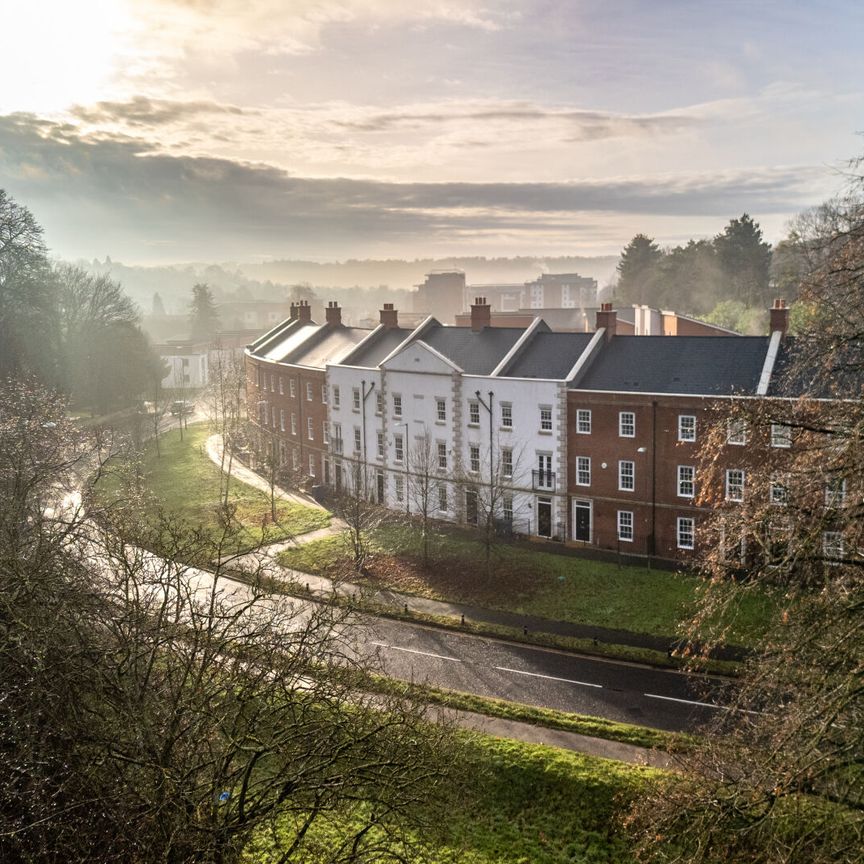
[539,406,553,433]
[376,431,385,459]
[352,387,360,411]
[501,402,513,429]
[395,475,404,503]
[278,377,284,395]
[323,421,329,444]
[725,469,745,502]
[333,385,340,409]
[576,409,591,434]
[394,433,404,463]
[618,460,635,492]
[307,417,314,440]
[677,517,695,550]
[438,484,448,513]
[770,476,787,506]
[617,510,634,542]
[353,427,361,453]
[279,409,285,432]
[576,456,591,487]
[677,465,695,499]
[436,398,447,423]
[678,415,696,442]
[375,391,384,415]
[468,400,480,426]
[393,394,402,418]
[321,384,327,404]
[822,531,844,561]
[290,413,297,435]
[501,447,513,478]
[437,442,447,470]
[289,379,296,398]
[726,418,748,445]
[469,445,480,474]
[306,382,313,402]
[770,423,792,448]
[503,494,513,523]
[619,411,635,438]
[308,454,316,476]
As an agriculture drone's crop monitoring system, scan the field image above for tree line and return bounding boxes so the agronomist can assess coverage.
[613,213,808,333]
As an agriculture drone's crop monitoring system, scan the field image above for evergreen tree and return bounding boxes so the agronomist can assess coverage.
[714,213,772,307]
[615,234,664,305]
[188,282,220,343]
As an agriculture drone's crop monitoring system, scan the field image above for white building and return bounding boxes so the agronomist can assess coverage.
[326,301,600,539]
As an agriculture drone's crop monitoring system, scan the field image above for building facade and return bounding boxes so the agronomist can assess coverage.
[245,296,838,564]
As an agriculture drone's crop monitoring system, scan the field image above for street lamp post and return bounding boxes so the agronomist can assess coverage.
[474,389,495,527]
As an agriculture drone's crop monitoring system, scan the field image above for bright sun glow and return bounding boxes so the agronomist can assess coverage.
[1,0,136,114]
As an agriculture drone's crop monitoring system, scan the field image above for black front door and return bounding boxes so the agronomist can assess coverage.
[574,500,591,542]
[537,496,552,538]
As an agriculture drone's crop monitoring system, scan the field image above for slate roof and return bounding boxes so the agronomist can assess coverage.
[573,335,770,395]
[769,336,864,398]
[282,327,369,368]
[252,322,321,362]
[503,332,594,379]
[420,323,524,374]
[345,328,413,367]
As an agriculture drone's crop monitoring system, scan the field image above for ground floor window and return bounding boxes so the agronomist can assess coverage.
[677,516,694,550]
[617,510,633,542]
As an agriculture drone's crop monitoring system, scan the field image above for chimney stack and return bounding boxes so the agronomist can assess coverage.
[470,297,491,332]
[770,298,788,337]
[296,299,312,323]
[325,300,342,327]
[595,302,617,341]
[289,302,299,321]
[379,303,399,328]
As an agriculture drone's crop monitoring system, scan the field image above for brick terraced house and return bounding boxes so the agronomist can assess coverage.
[246,296,851,563]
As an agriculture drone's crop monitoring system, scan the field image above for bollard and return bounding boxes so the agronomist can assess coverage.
[523,625,528,636]
[461,614,465,626]
[404,603,409,615]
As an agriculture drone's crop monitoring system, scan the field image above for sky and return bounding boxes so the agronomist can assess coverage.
[0,0,861,264]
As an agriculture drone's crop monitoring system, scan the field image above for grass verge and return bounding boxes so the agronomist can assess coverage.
[276,525,772,647]
[246,731,659,864]
[94,423,330,554]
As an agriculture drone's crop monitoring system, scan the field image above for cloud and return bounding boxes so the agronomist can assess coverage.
[0,112,831,262]
[332,104,697,141]
[72,97,254,128]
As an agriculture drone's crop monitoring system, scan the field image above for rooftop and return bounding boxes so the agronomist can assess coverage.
[503,331,594,379]
[421,323,525,374]
[573,335,771,395]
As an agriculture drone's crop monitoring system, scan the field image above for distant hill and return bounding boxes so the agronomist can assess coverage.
[74,255,619,314]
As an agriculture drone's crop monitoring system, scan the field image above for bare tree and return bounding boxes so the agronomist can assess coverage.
[406,431,439,569]
[204,344,246,505]
[0,378,457,864]
[626,171,864,864]
[330,461,387,572]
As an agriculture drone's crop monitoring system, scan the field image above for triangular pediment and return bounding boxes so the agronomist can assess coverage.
[380,339,461,374]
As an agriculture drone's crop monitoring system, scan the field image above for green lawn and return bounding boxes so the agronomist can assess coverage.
[95,423,330,554]
[247,733,654,864]
[277,524,773,645]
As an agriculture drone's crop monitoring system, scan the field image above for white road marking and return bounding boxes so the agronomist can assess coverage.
[644,692,723,710]
[371,642,463,663]
[493,666,603,689]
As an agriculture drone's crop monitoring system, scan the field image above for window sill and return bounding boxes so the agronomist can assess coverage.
[435,419,447,425]
[499,426,512,432]
[467,423,479,428]
[539,429,553,435]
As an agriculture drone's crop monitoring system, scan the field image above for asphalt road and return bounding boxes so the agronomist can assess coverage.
[360,616,733,733]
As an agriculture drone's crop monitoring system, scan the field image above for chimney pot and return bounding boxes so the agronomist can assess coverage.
[296,300,312,323]
[470,297,491,332]
[325,300,342,327]
[379,304,399,328]
[289,302,299,320]
[769,297,789,337]
[595,304,617,341]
